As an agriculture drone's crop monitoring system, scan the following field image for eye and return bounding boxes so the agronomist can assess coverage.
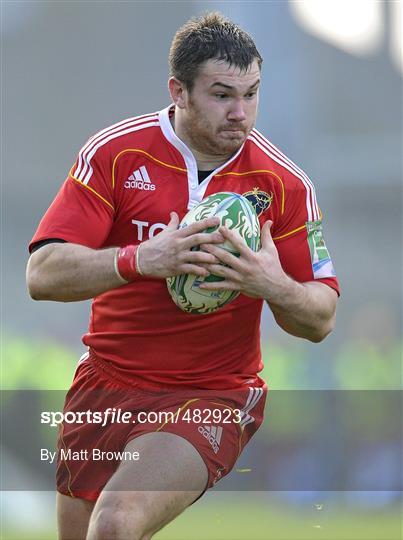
[215,93,228,99]
[245,92,257,99]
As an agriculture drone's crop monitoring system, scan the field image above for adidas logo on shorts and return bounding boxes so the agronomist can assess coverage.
[198,425,223,454]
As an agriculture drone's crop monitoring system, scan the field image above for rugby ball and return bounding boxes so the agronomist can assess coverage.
[166,192,260,314]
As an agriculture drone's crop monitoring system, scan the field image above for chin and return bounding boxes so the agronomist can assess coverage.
[216,140,244,155]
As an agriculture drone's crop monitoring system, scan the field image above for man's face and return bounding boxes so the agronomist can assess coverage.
[181,59,260,158]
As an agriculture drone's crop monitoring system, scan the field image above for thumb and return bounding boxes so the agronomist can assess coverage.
[261,220,274,248]
[166,211,180,230]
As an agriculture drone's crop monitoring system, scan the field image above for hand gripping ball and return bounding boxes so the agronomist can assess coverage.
[166,192,260,314]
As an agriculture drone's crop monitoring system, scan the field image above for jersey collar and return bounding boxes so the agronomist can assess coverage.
[159,104,245,209]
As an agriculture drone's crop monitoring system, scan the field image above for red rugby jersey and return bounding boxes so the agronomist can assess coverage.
[30,105,339,390]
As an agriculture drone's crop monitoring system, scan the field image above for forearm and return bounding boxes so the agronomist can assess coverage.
[200,224,338,342]
[27,215,224,303]
[267,278,337,342]
[27,243,125,302]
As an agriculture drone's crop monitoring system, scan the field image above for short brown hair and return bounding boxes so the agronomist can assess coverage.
[169,12,262,91]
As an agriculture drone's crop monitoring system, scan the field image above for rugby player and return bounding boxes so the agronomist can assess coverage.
[27,12,339,540]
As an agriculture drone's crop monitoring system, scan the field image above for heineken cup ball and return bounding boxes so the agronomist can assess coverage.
[166,192,260,314]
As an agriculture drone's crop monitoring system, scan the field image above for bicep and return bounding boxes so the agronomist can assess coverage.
[303,281,339,312]
[28,241,80,271]
[26,241,69,287]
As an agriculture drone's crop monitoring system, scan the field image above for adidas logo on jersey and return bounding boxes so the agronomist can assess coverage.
[198,425,223,454]
[124,166,156,191]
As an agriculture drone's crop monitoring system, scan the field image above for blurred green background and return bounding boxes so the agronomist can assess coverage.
[2,1,401,539]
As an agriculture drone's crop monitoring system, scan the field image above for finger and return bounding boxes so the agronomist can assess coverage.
[199,280,241,292]
[202,244,243,270]
[179,216,220,237]
[261,220,275,248]
[177,264,210,277]
[204,263,240,282]
[217,226,251,256]
[166,212,180,230]
[182,250,220,265]
[182,231,224,250]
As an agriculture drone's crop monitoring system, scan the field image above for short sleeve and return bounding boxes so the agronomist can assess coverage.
[29,137,115,252]
[272,174,339,295]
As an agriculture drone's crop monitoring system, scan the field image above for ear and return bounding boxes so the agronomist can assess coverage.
[168,77,187,109]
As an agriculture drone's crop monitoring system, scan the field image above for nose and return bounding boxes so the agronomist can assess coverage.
[227,98,247,122]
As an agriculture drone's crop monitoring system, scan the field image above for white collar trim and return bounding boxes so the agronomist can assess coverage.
[159,104,246,209]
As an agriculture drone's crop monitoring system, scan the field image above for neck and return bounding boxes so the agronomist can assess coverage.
[190,151,229,171]
[170,110,232,171]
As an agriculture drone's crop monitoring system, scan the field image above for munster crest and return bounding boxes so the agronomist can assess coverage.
[242,187,273,216]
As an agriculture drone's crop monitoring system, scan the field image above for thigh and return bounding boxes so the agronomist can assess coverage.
[57,492,95,540]
[109,431,208,492]
[89,431,208,538]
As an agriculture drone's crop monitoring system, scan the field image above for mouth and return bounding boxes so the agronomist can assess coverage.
[220,128,246,137]
[221,127,245,132]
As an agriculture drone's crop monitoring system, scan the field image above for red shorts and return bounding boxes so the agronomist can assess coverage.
[57,353,267,501]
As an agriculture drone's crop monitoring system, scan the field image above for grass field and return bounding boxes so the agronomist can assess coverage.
[3,493,402,540]
[156,497,402,540]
